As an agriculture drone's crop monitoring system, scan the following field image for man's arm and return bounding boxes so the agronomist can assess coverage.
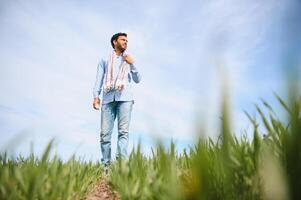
[124,55,141,83]
[93,60,105,110]
[129,64,141,83]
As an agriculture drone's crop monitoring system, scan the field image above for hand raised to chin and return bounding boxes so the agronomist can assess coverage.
[124,55,134,65]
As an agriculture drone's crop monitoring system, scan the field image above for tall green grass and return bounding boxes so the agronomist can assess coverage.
[0,140,102,200]
[1,85,300,200]
[108,93,300,200]
[1,93,299,200]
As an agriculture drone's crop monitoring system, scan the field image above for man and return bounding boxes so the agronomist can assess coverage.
[92,32,141,173]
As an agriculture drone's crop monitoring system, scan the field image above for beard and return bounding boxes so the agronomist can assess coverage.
[116,43,126,52]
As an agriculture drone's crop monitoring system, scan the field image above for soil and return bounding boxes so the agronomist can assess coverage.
[85,179,121,200]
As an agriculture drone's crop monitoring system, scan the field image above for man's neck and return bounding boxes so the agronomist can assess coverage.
[114,49,123,56]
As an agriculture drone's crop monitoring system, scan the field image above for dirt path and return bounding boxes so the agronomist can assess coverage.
[85,179,121,200]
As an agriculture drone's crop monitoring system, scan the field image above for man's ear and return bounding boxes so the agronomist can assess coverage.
[113,40,117,47]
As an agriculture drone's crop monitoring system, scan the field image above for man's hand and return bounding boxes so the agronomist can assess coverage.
[124,54,134,65]
[93,97,101,110]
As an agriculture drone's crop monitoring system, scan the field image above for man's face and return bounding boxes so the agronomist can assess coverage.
[114,36,128,51]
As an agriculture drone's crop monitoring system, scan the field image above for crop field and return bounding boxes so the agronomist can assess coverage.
[1,92,300,200]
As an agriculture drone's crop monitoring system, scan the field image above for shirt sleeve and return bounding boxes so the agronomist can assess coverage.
[93,60,105,98]
[130,64,142,83]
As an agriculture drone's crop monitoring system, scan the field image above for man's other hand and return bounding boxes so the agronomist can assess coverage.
[93,97,101,110]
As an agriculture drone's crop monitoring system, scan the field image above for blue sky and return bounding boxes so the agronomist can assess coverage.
[0,0,300,161]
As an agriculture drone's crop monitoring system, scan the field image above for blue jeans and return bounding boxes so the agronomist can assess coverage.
[100,100,133,166]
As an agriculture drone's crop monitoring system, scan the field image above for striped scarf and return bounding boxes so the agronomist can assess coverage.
[104,50,129,92]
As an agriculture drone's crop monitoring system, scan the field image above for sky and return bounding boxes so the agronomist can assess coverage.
[0,0,300,161]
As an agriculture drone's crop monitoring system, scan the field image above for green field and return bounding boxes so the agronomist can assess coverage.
[0,143,103,199]
[1,92,300,199]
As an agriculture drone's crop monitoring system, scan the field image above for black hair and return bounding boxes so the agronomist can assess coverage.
[110,32,127,48]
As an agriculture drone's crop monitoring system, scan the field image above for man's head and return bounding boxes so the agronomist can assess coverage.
[111,32,128,52]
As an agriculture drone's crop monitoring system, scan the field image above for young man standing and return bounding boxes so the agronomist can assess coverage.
[92,33,141,173]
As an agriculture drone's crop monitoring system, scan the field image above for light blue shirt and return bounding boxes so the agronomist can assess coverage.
[93,54,141,104]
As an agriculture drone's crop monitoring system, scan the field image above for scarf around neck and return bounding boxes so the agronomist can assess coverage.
[104,50,129,93]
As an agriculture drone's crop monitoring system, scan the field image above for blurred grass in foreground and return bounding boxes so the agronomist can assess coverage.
[0,93,300,200]
[1,81,300,200]
[109,92,300,200]
[0,140,102,200]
